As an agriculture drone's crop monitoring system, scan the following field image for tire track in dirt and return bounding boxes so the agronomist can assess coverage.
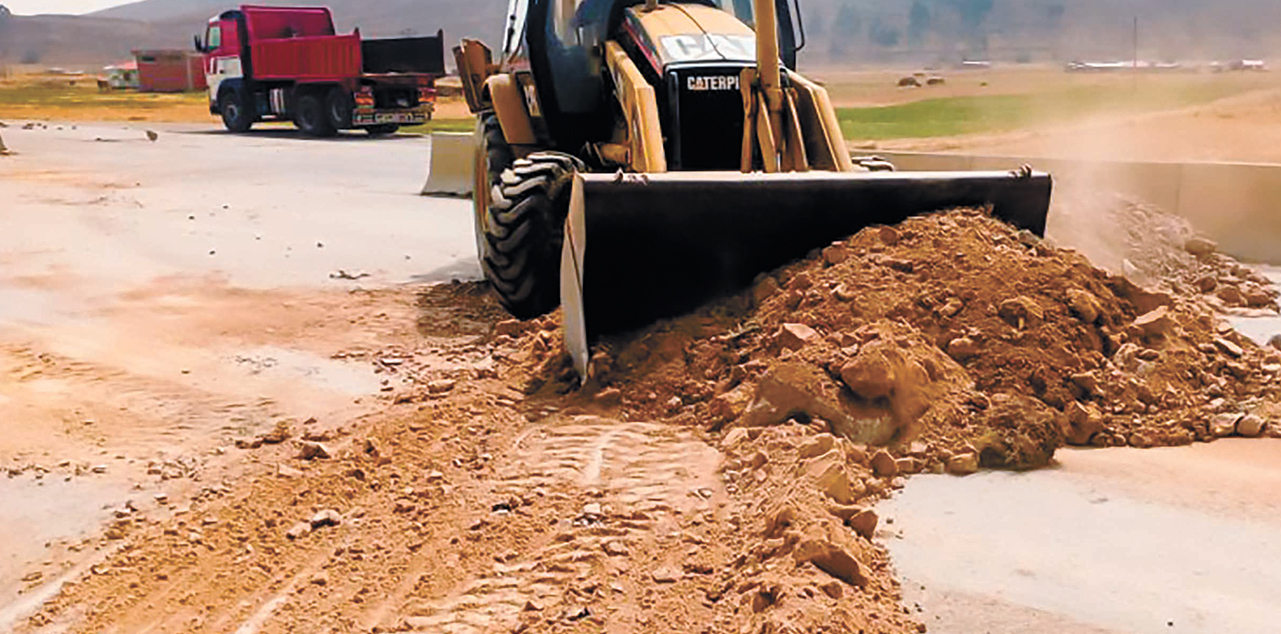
[399,417,724,633]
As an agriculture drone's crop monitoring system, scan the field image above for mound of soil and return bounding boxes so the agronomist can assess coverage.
[512,210,1281,471]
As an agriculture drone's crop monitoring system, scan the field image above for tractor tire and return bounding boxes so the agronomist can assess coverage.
[296,93,338,137]
[325,88,354,131]
[364,124,400,136]
[219,87,254,133]
[473,116,582,319]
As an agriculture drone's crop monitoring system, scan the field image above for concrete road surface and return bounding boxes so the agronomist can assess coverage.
[881,441,1281,634]
[0,122,479,618]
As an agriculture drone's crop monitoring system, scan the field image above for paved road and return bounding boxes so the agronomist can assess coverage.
[0,122,479,615]
[881,440,1281,634]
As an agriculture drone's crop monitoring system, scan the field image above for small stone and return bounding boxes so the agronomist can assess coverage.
[936,297,964,318]
[878,226,900,245]
[1184,237,1218,257]
[794,538,867,587]
[652,567,680,583]
[823,243,850,265]
[778,323,820,351]
[998,296,1044,329]
[427,379,457,394]
[1132,306,1175,338]
[1244,288,1275,308]
[847,508,878,539]
[840,354,896,400]
[1214,338,1244,358]
[310,572,329,586]
[947,337,981,360]
[753,277,780,304]
[1212,413,1244,438]
[798,434,836,459]
[21,571,43,583]
[1237,415,1266,438]
[286,522,312,540]
[1270,334,1281,352]
[494,320,524,337]
[1065,289,1101,323]
[91,465,108,474]
[603,540,629,556]
[1218,285,1245,305]
[1194,275,1218,293]
[581,502,603,517]
[870,450,898,477]
[819,580,844,599]
[297,442,331,461]
[310,509,342,529]
[946,453,979,475]
[1071,372,1101,396]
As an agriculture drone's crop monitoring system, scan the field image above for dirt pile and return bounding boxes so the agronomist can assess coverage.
[1050,192,1279,312]
[516,210,1281,471]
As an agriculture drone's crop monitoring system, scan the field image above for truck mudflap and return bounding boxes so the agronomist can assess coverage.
[561,169,1054,375]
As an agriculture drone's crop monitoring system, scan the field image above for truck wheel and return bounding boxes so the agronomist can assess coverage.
[364,124,400,136]
[296,94,338,137]
[325,88,354,130]
[219,88,253,133]
[480,150,584,319]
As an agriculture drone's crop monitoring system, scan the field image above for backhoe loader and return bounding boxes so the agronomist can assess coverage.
[455,0,1053,374]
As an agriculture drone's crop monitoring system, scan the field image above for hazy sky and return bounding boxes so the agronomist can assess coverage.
[4,0,126,15]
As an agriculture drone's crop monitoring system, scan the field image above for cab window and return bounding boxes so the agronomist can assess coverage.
[206,24,223,51]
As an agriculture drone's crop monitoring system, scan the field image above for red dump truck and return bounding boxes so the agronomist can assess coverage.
[198,5,445,136]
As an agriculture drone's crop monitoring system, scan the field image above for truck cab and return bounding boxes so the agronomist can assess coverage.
[199,5,446,136]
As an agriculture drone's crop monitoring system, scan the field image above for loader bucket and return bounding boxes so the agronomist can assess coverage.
[421,132,475,197]
[562,169,1053,375]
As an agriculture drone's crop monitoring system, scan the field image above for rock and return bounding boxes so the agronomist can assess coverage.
[1237,415,1266,438]
[603,540,629,556]
[297,442,332,461]
[427,379,457,394]
[1184,237,1218,257]
[310,509,342,529]
[1071,372,1100,396]
[1211,413,1244,437]
[778,323,819,351]
[1218,286,1245,305]
[870,450,898,477]
[310,572,329,586]
[1194,275,1218,293]
[879,226,900,245]
[651,567,680,583]
[946,337,981,361]
[794,536,867,587]
[495,320,524,337]
[1245,287,1276,308]
[946,452,978,475]
[1270,334,1281,352]
[998,296,1044,329]
[259,421,292,445]
[1214,338,1244,358]
[1064,401,1102,445]
[798,434,836,459]
[1131,306,1176,338]
[1065,289,1101,323]
[819,580,844,599]
[840,353,896,400]
[594,387,622,405]
[286,522,312,540]
[937,297,964,319]
[145,130,159,142]
[753,276,780,304]
[847,508,878,539]
[823,243,849,265]
[809,458,860,505]
[741,362,896,445]
[709,382,754,423]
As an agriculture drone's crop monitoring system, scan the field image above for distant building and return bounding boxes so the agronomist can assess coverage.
[132,50,207,93]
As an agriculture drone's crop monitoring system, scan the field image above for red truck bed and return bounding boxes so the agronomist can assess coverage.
[250,33,362,81]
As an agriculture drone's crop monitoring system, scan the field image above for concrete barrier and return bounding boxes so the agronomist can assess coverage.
[874,151,1281,264]
[422,132,475,198]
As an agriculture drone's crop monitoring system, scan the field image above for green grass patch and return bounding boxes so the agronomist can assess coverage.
[401,118,475,135]
[0,81,206,111]
[838,82,1250,141]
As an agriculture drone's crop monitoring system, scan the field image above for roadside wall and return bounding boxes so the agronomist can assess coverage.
[875,151,1281,265]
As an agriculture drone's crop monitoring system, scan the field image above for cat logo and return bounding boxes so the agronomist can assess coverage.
[686,75,739,92]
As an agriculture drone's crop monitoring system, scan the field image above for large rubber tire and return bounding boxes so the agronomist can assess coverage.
[219,87,253,133]
[473,115,582,319]
[295,93,338,137]
[325,88,354,131]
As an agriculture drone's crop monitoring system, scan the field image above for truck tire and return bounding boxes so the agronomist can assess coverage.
[296,94,338,137]
[325,88,354,130]
[219,87,254,133]
[480,147,584,319]
[365,124,400,136]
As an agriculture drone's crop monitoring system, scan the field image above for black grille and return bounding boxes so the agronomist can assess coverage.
[665,66,747,171]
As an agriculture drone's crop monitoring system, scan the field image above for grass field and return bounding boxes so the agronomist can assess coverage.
[835,79,1262,141]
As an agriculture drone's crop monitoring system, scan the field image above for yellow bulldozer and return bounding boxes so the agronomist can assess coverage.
[455,0,1052,374]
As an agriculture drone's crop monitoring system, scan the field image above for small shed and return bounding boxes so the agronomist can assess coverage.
[132,50,207,93]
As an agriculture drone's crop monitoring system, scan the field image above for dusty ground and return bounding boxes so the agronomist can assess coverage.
[3,74,1281,634]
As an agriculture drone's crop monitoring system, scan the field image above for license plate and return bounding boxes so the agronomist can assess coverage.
[354,111,426,125]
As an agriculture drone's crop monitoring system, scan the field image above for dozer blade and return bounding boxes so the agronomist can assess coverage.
[562,169,1053,375]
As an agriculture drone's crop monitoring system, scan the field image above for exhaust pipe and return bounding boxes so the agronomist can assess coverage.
[562,169,1052,375]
